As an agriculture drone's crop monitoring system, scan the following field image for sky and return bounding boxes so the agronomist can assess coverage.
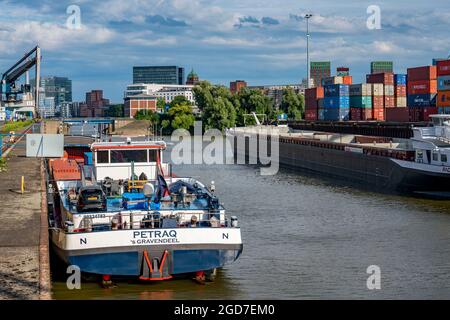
[0,0,449,102]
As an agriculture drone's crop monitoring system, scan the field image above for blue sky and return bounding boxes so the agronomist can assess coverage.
[0,0,449,102]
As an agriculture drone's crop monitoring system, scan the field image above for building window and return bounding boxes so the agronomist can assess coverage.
[96,151,109,163]
[111,150,148,163]
[433,153,438,161]
[441,154,448,163]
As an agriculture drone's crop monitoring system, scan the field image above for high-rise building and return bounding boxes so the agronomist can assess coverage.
[38,76,72,107]
[80,90,110,117]
[230,80,247,94]
[371,61,393,74]
[310,62,331,87]
[133,66,185,85]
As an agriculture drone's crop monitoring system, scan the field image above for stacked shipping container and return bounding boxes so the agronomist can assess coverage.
[305,87,324,121]
[437,60,450,114]
[366,73,394,121]
[349,84,372,121]
[407,66,437,121]
[385,74,409,122]
[322,84,350,121]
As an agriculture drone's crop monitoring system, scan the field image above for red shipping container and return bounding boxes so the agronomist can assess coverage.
[372,95,384,108]
[407,80,437,94]
[350,108,361,121]
[306,100,319,110]
[423,106,438,121]
[385,108,409,122]
[366,73,394,85]
[395,85,407,97]
[437,60,450,76]
[372,107,385,121]
[361,108,373,120]
[305,109,318,121]
[407,66,437,81]
[384,95,395,108]
[343,76,353,85]
[409,108,422,122]
[305,87,324,100]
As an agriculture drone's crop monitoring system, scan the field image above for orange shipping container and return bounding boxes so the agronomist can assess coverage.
[384,96,395,108]
[372,107,385,121]
[437,90,450,107]
[407,80,437,95]
[395,85,407,97]
[342,76,353,85]
[361,108,373,121]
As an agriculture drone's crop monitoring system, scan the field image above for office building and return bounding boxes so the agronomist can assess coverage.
[124,83,196,106]
[310,62,331,87]
[38,76,72,107]
[80,90,110,117]
[133,66,184,85]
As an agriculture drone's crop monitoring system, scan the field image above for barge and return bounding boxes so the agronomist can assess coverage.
[47,138,242,282]
[228,114,450,197]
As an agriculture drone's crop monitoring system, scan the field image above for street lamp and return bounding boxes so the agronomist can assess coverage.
[305,14,313,89]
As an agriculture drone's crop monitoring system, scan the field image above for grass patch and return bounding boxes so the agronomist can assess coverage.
[1,120,34,134]
[0,158,7,172]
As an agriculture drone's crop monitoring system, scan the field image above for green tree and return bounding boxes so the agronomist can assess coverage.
[170,95,191,108]
[280,87,304,120]
[105,104,124,117]
[157,98,166,110]
[134,110,159,123]
[167,104,195,130]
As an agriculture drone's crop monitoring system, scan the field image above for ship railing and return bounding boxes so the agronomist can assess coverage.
[69,211,235,233]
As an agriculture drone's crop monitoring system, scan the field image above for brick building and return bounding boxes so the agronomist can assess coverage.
[124,94,158,118]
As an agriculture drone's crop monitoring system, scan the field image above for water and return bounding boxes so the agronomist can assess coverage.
[51,154,450,299]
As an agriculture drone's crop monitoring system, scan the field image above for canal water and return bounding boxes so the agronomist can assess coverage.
[51,144,450,299]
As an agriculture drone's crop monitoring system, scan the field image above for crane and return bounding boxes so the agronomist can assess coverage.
[0,46,41,119]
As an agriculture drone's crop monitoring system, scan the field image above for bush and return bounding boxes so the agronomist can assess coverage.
[1,120,33,133]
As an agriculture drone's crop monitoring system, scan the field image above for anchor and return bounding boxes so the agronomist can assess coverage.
[139,249,173,281]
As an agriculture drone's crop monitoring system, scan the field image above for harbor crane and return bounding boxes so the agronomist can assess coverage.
[0,46,41,119]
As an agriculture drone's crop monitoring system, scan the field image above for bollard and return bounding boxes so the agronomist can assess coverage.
[21,176,25,194]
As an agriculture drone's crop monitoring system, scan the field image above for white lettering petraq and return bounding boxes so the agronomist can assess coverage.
[133,230,177,239]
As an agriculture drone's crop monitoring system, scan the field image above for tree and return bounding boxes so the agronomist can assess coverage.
[134,110,159,123]
[280,87,304,120]
[157,98,166,110]
[167,104,195,130]
[105,104,124,117]
[170,95,191,108]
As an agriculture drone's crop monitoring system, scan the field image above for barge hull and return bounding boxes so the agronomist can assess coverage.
[235,135,450,193]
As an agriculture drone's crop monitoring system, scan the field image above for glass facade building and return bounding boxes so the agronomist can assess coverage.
[39,76,72,106]
[133,66,185,85]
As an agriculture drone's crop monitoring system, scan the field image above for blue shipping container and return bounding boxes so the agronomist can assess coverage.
[324,84,349,97]
[407,94,437,107]
[323,96,350,108]
[394,74,407,85]
[318,109,325,121]
[323,107,350,121]
[438,76,450,91]
[438,107,450,114]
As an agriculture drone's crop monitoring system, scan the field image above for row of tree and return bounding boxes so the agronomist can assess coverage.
[132,80,305,132]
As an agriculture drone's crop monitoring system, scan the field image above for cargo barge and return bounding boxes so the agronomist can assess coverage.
[228,114,450,197]
[47,138,242,283]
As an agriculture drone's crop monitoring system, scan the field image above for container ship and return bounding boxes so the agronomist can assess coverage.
[228,114,450,198]
[46,138,242,284]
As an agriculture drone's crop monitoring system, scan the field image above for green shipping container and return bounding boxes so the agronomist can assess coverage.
[350,96,372,108]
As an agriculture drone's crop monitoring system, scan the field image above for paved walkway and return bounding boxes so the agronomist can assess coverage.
[0,135,42,299]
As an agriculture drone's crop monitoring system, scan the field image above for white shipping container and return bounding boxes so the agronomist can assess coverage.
[384,85,394,96]
[371,83,384,96]
[396,97,407,107]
